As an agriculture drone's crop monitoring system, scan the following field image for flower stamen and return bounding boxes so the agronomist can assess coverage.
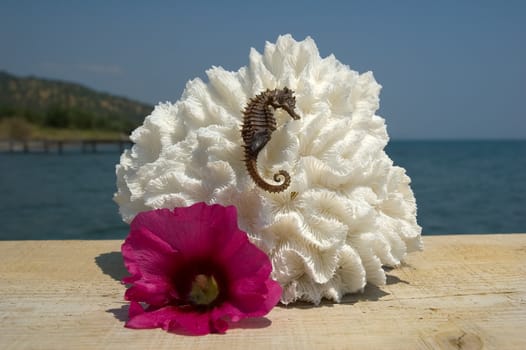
[188,274,220,306]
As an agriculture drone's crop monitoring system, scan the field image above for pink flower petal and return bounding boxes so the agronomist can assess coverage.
[128,301,145,318]
[226,282,278,315]
[126,305,229,335]
[125,278,174,306]
[164,308,228,335]
[123,224,179,280]
[125,304,173,330]
[212,279,280,322]
[122,219,185,303]
[262,279,283,313]
[222,238,273,280]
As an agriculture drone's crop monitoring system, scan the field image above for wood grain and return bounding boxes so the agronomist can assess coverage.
[0,235,525,349]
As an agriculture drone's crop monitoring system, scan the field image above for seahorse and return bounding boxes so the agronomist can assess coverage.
[241,87,300,193]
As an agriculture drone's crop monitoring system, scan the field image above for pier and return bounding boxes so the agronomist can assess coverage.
[0,234,524,349]
[0,138,133,154]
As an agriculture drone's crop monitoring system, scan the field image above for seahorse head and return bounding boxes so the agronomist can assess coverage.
[272,87,300,120]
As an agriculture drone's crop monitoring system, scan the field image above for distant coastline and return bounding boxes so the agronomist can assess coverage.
[0,138,131,154]
[0,70,151,148]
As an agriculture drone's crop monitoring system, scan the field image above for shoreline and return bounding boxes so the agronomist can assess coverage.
[0,138,131,154]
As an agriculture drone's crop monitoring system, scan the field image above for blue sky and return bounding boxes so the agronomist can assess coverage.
[1,1,525,139]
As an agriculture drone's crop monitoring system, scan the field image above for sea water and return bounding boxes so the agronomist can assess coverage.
[0,140,525,239]
[387,140,526,234]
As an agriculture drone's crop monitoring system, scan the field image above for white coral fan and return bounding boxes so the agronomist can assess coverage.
[114,35,422,304]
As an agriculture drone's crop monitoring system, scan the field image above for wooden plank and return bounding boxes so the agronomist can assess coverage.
[0,235,525,349]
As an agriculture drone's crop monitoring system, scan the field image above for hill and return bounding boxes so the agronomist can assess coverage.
[0,70,153,133]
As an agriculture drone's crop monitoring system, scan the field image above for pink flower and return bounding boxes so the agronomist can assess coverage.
[121,202,282,335]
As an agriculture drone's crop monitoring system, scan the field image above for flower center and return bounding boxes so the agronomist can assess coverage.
[188,274,220,306]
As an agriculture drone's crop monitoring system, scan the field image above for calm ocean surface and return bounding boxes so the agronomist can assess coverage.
[0,140,525,240]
